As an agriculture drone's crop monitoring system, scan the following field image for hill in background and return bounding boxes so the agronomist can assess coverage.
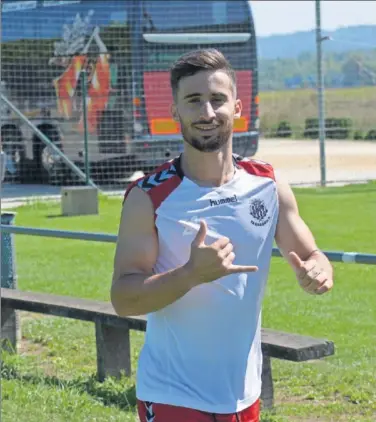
[257,25,376,59]
[257,25,376,90]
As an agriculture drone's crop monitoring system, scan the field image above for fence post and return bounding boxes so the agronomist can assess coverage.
[80,70,90,185]
[1,212,21,352]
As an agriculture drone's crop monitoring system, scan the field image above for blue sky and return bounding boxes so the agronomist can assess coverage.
[251,1,376,36]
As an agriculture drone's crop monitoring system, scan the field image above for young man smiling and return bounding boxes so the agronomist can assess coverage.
[111,49,334,422]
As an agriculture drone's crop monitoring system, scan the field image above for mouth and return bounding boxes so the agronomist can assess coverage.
[193,124,220,133]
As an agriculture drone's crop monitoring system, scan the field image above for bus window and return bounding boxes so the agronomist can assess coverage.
[142,0,249,32]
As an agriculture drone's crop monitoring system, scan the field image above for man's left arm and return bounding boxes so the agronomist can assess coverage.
[274,173,334,295]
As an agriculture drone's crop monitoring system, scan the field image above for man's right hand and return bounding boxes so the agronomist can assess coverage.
[185,220,258,285]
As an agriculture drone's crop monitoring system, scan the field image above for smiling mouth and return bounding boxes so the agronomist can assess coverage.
[194,124,220,131]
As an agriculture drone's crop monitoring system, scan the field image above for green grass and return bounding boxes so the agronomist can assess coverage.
[259,86,376,138]
[2,184,376,421]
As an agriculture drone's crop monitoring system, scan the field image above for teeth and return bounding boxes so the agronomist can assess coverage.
[195,125,218,130]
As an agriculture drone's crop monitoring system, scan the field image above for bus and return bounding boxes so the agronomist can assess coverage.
[1,0,259,185]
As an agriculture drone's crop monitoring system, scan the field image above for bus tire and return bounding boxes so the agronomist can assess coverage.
[40,145,66,186]
[33,125,64,185]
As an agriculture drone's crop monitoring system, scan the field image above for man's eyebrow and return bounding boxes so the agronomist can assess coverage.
[213,92,228,98]
[183,93,201,100]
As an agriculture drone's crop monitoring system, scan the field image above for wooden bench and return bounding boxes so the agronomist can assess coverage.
[1,288,335,409]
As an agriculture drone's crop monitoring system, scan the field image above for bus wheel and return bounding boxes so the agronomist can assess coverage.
[40,145,66,186]
[33,126,65,185]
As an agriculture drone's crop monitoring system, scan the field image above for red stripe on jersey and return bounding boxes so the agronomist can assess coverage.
[123,160,182,217]
[149,174,182,212]
[237,159,275,181]
[123,161,173,204]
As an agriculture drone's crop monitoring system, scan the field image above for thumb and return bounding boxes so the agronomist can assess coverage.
[288,251,304,271]
[192,220,207,246]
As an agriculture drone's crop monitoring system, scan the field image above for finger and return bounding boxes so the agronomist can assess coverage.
[222,251,236,266]
[315,279,333,295]
[301,272,327,293]
[210,236,230,250]
[300,267,324,287]
[192,220,207,246]
[299,276,318,292]
[228,264,259,274]
[218,242,233,259]
[297,263,317,283]
[288,251,304,272]
[305,268,321,282]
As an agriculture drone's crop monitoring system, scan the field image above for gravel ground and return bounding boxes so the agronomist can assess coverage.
[254,139,376,186]
[1,140,375,207]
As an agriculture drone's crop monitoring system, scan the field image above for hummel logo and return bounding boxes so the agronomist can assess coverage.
[209,194,238,207]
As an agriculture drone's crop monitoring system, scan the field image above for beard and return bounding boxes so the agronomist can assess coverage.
[179,118,233,153]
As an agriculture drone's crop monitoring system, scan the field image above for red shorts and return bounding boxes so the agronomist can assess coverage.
[137,399,260,422]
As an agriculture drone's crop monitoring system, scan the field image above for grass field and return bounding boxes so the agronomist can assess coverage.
[259,86,376,138]
[2,183,376,422]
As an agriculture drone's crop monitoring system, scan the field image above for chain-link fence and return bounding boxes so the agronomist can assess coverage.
[1,0,259,189]
[1,0,375,192]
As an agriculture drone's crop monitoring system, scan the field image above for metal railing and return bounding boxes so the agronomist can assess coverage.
[1,212,375,352]
[1,224,376,265]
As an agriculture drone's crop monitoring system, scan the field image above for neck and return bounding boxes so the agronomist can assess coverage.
[180,142,235,187]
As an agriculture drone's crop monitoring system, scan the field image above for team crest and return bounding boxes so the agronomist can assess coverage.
[249,198,270,226]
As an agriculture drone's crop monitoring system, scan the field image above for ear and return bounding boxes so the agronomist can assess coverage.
[171,104,179,121]
[234,99,242,119]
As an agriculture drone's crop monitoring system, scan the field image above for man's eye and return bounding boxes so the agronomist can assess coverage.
[189,98,200,103]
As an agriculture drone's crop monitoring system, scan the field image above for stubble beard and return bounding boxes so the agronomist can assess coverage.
[180,120,233,153]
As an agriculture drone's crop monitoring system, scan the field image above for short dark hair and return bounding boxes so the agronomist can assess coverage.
[170,48,237,99]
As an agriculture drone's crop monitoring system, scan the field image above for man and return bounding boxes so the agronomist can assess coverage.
[111,49,333,422]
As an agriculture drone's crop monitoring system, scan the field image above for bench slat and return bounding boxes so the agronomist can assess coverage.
[1,288,146,330]
[1,288,334,362]
[261,329,334,361]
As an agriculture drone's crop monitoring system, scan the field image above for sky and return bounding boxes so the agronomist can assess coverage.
[251,1,376,37]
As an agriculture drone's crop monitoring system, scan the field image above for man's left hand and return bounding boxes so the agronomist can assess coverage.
[288,251,333,295]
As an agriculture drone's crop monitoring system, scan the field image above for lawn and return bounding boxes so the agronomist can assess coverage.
[259,86,376,138]
[2,183,376,422]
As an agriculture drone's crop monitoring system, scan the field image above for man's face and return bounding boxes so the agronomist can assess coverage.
[172,70,242,152]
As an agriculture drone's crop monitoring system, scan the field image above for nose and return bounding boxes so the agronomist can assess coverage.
[199,101,216,121]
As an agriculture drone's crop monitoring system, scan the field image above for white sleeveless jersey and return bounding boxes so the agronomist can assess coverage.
[124,154,279,414]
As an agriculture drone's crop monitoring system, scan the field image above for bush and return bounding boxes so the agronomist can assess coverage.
[353,130,364,140]
[332,118,352,139]
[304,117,353,139]
[303,118,319,139]
[275,120,292,138]
[365,129,376,140]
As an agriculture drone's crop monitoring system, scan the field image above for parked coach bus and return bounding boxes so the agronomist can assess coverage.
[1,0,259,185]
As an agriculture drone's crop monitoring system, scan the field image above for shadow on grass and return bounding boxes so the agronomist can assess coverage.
[46,214,65,219]
[46,213,87,219]
[294,181,376,196]
[1,361,137,411]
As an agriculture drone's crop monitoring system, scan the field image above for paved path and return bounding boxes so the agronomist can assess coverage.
[1,140,375,208]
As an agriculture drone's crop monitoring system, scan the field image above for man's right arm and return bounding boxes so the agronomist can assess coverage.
[110,186,195,317]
